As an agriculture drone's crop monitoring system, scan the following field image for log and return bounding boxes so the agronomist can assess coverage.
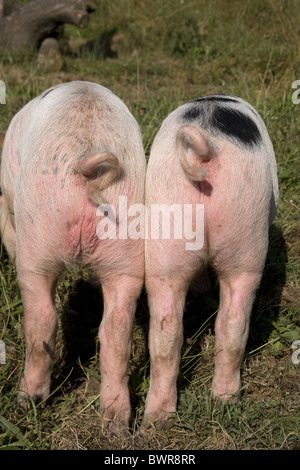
[0,0,96,51]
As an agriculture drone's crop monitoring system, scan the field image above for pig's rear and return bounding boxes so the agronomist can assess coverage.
[0,81,145,428]
[143,94,279,429]
[1,81,145,272]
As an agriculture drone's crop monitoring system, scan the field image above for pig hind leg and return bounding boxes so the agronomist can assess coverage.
[97,271,143,430]
[211,248,266,400]
[142,244,200,430]
[143,277,188,429]
[18,267,61,406]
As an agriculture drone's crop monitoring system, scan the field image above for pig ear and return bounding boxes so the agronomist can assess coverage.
[177,126,212,181]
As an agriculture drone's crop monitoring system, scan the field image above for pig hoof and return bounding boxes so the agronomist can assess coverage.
[212,386,241,402]
[17,392,32,410]
[138,420,156,436]
[217,392,240,402]
[139,414,177,435]
[17,390,45,409]
[17,390,48,409]
[103,421,130,438]
[100,409,131,437]
[18,379,50,409]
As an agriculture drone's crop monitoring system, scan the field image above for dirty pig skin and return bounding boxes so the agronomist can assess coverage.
[0,81,146,431]
[143,94,278,429]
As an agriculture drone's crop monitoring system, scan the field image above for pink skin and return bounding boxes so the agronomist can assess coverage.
[0,81,145,429]
[143,102,278,429]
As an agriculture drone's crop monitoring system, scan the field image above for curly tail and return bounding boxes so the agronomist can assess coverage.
[177,126,214,181]
[79,152,120,204]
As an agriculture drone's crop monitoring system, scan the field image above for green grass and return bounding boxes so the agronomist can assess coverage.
[0,0,300,450]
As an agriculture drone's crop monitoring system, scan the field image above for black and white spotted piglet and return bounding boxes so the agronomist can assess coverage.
[143,95,279,428]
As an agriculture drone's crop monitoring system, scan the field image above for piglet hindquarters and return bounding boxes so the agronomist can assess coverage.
[0,81,146,427]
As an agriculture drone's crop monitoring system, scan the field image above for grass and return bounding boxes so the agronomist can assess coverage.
[0,0,300,450]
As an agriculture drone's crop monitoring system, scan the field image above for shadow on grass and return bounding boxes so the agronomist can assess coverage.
[51,277,103,399]
[249,224,287,350]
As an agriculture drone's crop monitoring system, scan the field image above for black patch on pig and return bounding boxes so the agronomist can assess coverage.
[41,87,55,99]
[211,106,262,147]
[182,96,238,121]
[182,106,203,121]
